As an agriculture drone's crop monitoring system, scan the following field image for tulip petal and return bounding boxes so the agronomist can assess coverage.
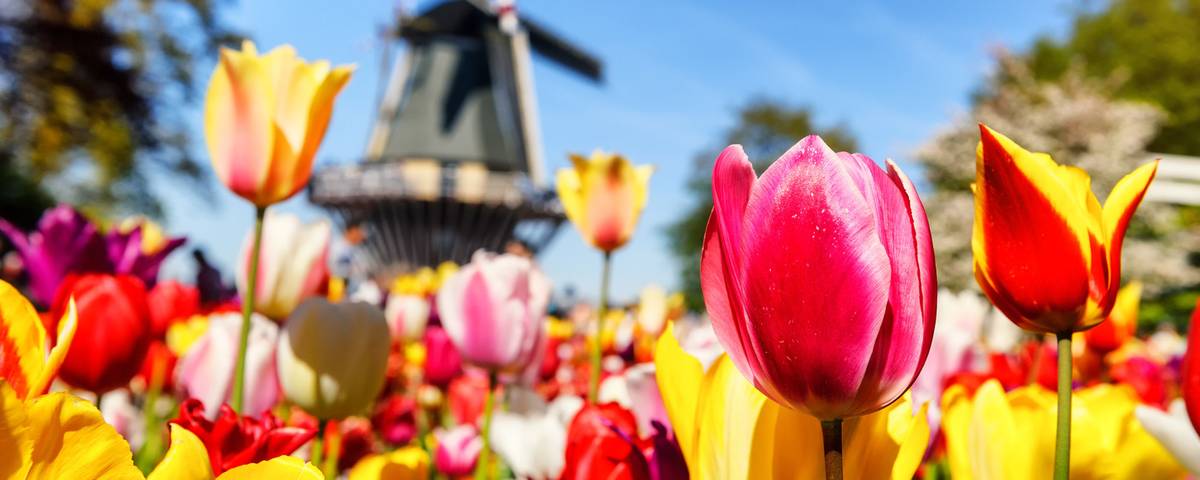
[0,280,50,399]
[653,323,704,467]
[347,448,429,480]
[205,42,276,205]
[218,455,323,480]
[0,382,33,479]
[701,144,779,403]
[739,136,890,417]
[1136,400,1200,475]
[973,125,1092,331]
[148,425,214,480]
[1098,161,1157,313]
[24,392,143,479]
[557,159,588,235]
[30,298,77,398]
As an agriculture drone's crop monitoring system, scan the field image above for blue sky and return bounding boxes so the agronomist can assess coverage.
[153,0,1076,302]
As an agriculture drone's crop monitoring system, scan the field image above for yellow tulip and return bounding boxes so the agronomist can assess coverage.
[347,447,430,480]
[654,323,929,479]
[973,125,1156,334]
[941,380,1185,479]
[556,151,653,252]
[149,424,323,480]
[205,40,353,207]
[116,216,169,255]
[166,315,210,357]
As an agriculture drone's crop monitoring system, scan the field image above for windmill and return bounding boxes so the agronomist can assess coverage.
[309,0,602,278]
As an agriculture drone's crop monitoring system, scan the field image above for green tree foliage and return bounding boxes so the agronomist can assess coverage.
[0,0,237,218]
[665,98,858,312]
[1024,0,1200,155]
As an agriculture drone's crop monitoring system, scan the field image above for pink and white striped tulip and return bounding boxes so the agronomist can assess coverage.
[436,251,551,374]
[385,294,431,343]
[236,212,330,320]
[434,425,483,476]
[701,135,937,420]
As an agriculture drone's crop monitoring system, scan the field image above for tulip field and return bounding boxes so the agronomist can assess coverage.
[5,5,1200,480]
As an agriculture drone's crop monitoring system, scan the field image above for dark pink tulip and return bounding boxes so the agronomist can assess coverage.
[701,135,937,420]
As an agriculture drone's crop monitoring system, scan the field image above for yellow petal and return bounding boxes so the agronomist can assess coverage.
[218,456,322,480]
[556,160,588,234]
[148,424,214,480]
[653,323,703,467]
[940,384,973,480]
[0,280,50,399]
[0,382,33,479]
[1098,161,1158,311]
[24,392,142,479]
[347,447,430,480]
[694,356,772,480]
[843,394,930,480]
[30,298,77,399]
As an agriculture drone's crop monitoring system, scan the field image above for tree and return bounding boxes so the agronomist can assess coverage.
[917,52,1200,328]
[1024,0,1200,155]
[0,0,237,218]
[665,98,857,312]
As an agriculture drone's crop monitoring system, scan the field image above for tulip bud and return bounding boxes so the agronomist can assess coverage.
[434,425,483,476]
[1085,282,1142,355]
[52,274,152,394]
[277,298,390,419]
[205,41,353,207]
[556,151,653,252]
[423,326,463,388]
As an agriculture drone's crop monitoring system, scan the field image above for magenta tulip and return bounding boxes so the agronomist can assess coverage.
[701,135,936,420]
[436,251,551,374]
[435,425,483,476]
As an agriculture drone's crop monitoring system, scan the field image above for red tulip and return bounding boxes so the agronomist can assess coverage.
[1181,299,1200,435]
[137,340,177,391]
[170,398,315,474]
[146,280,200,338]
[331,417,377,472]
[51,274,152,394]
[701,136,936,419]
[371,394,417,445]
[448,370,489,425]
[561,403,650,480]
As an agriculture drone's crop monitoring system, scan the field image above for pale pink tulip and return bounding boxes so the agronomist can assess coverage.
[236,211,330,320]
[436,251,551,373]
[385,294,430,343]
[177,312,280,419]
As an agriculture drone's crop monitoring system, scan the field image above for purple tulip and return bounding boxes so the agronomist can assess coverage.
[0,205,108,306]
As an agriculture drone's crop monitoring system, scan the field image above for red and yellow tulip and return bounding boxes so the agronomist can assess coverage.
[1085,281,1142,355]
[973,125,1157,334]
[556,151,653,253]
[205,41,353,207]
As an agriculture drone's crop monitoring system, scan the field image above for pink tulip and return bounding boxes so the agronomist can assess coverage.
[701,136,937,420]
[385,294,430,343]
[434,425,483,476]
[424,326,463,388]
[436,251,551,373]
[177,312,281,419]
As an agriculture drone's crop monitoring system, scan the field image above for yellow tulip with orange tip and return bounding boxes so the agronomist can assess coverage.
[972,125,1157,335]
[941,380,1184,480]
[205,40,353,207]
[1084,281,1142,355]
[556,151,653,253]
[654,323,930,480]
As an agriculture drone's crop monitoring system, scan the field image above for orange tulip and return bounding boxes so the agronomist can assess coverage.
[205,41,353,207]
[972,125,1157,334]
[556,151,653,252]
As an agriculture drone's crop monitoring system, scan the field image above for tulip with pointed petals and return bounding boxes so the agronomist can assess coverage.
[701,136,937,421]
[973,125,1156,334]
[105,217,187,288]
[0,205,109,306]
[205,41,352,207]
[169,398,316,475]
[556,151,653,253]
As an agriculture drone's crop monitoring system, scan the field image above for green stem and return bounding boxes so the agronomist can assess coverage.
[1054,333,1072,480]
[821,418,843,480]
[589,251,612,403]
[232,206,266,413]
[322,421,341,478]
[473,373,497,480]
[311,421,324,470]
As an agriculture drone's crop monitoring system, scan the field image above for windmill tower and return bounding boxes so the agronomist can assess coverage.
[309,0,602,276]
